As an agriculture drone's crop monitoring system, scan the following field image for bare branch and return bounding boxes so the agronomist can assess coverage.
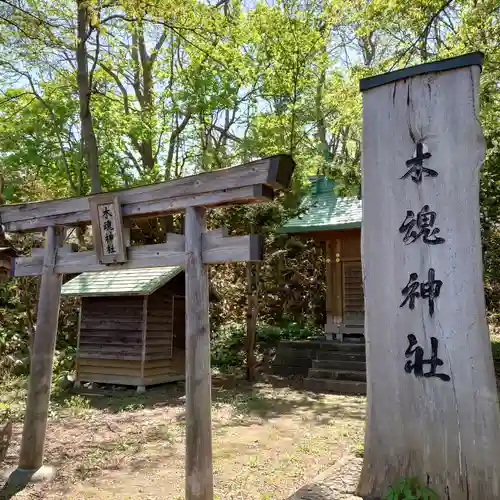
[0,0,63,28]
[0,91,32,106]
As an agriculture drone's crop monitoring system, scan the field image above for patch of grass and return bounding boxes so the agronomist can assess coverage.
[61,394,91,416]
[296,443,313,454]
[76,435,145,479]
[247,455,261,469]
[0,377,27,421]
[144,423,175,444]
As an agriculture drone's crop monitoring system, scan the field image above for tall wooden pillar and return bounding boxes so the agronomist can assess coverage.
[358,52,500,498]
[325,240,336,338]
[325,238,344,340]
[184,206,213,500]
[332,239,343,339]
[18,226,64,471]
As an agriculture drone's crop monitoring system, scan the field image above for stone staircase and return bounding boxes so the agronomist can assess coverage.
[272,339,366,395]
[304,343,366,395]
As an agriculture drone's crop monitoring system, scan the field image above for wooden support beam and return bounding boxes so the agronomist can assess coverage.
[13,231,263,276]
[0,184,274,233]
[18,226,65,470]
[0,154,295,232]
[184,206,213,500]
[202,231,263,264]
[325,240,337,336]
[332,239,343,340]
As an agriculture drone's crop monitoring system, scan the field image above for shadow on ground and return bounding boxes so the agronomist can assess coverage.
[0,468,47,500]
[286,483,336,500]
[58,372,366,423]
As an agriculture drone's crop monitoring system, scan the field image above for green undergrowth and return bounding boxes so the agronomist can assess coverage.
[384,477,438,500]
[490,331,500,366]
[0,376,94,423]
[211,320,320,371]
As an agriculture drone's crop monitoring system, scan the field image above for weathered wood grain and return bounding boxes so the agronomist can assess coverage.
[185,206,213,500]
[333,239,343,327]
[358,61,500,498]
[0,154,294,232]
[141,296,148,379]
[203,233,262,264]
[14,230,263,276]
[80,319,143,330]
[78,358,143,369]
[76,373,144,386]
[78,352,143,361]
[78,364,142,378]
[75,297,83,387]
[89,193,127,264]
[146,286,175,359]
[18,226,65,470]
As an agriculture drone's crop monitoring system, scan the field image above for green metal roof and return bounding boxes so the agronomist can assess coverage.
[60,266,183,297]
[280,176,362,234]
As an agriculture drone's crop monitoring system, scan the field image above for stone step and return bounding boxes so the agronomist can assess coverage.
[320,342,365,353]
[312,359,366,372]
[304,378,367,396]
[308,368,366,382]
[271,364,311,377]
[317,351,366,362]
[277,340,365,352]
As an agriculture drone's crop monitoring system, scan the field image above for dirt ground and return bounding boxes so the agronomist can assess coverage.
[0,375,366,500]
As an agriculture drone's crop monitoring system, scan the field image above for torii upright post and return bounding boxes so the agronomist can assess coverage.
[0,154,295,499]
[184,206,213,499]
[358,52,500,498]
[18,226,65,477]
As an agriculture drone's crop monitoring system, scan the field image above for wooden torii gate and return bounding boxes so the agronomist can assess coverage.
[0,154,295,500]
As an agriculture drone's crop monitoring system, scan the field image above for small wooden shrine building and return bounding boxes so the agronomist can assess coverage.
[280,176,363,341]
[61,266,185,390]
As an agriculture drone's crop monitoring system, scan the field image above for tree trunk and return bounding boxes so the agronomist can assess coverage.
[358,55,500,498]
[76,0,100,194]
[130,19,168,172]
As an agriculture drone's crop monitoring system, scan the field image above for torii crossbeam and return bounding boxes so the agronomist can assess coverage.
[0,154,295,500]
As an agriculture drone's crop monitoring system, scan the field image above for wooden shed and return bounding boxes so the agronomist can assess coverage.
[280,176,363,341]
[61,266,186,391]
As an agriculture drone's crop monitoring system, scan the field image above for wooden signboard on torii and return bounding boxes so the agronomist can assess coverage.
[0,154,295,500]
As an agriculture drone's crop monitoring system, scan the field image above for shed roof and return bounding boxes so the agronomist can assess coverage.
[280,176,362,233]
[60,266,183,297]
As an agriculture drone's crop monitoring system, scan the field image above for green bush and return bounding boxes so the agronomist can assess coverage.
[0,402,10,423]
[211,320,320,370]
[491,339,500,365]
[211,321,247,369]
[384,477,438,500]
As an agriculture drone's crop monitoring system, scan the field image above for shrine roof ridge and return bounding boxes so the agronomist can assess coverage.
[359,51,484,92]
[279,176,362,234]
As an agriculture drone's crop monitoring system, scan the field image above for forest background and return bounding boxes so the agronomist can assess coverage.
[0,0,498,378]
